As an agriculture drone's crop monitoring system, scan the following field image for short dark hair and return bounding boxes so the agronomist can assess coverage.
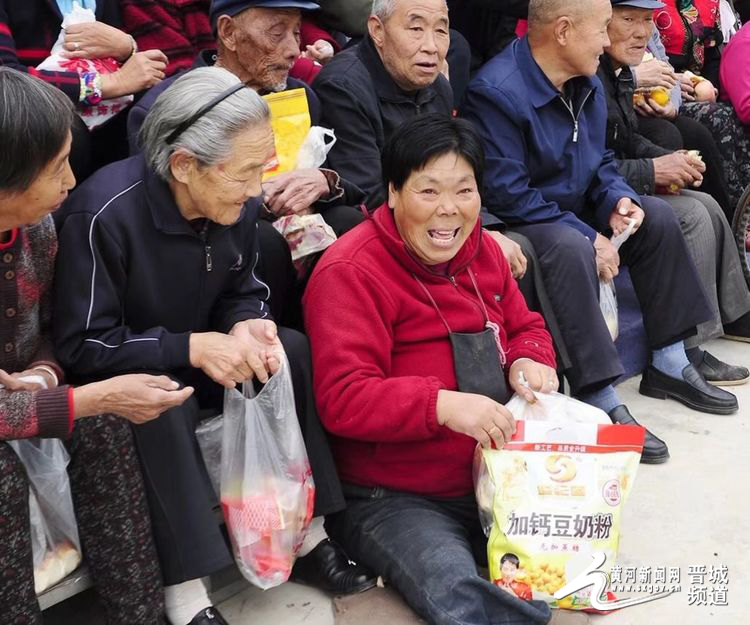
[500,553,520,568]
[0,68,75,193]
[381,114,485,193]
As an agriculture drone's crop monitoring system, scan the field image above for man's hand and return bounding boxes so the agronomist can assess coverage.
[652,152,703,189]
[229,319,283,383]
[189,332,258,388]
[609,197,644,236]
[508,359,559,403]
[594,233,620,282]
[74,375,194,424]
[302,40,335,64]
[634,59,678,90]
[62,22,133,61]
[436,389,516,449]
[486,231,527,279]
[100,50,168,99]
[634,96,678,120]
[262,169,330,217]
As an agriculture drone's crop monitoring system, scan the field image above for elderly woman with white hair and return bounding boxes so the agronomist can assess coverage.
[53,66,374,625]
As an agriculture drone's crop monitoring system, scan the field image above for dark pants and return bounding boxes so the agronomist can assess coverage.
[637,114,734,222]
[131,327,345,585]
[329,485,551,625]
[0,416,165,625]
[511,196,713,394]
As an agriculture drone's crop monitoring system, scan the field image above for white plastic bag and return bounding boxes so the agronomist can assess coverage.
[37,2,133,129]
[196,415,223,497]
[296,126,336,170]
[598,218,637,341]
[220,354,315,589]
[8,438,82,594]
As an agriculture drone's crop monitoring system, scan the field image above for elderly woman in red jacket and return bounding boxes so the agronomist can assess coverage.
[304,115,558,625]
[0,68,193,624]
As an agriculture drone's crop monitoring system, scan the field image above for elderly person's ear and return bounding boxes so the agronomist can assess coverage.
[368,15,386,49]
[554,16,574,47]
[217,15,240,52]
[169,151,195,185]
[387,182,398,207]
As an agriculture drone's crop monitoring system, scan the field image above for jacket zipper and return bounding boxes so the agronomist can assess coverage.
[558,89,593,143]
[199,221,212,272]
[205,245,212,272]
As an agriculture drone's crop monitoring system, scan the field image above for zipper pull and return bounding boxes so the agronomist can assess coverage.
[205,245,212,272]
[573,120,579,143]
[449,275,457,285]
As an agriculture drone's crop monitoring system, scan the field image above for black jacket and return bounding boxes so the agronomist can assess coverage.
[53,155,270,380]
[127,49,322,154]
[597,55,671,197]
[313,35,454,210]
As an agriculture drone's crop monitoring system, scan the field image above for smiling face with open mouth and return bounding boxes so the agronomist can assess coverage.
[370,0,450,92]
[390,151,481,266]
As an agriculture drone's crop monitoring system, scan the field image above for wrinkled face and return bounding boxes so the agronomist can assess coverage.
[230,8,301,92]
[605,7,655,67]
[566,0,612,76]
[371,0,450,92]
[390,152,480,265]
[501,560,519,582]
[0,132,75,228]
[183,122,275,225]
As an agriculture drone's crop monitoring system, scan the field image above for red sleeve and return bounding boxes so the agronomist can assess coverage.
[303,260,445,443]
[0,386,73,441]
[0,17,81,103]
[720,31,750,125]
[483,233,556,369]
[300,19,340,52]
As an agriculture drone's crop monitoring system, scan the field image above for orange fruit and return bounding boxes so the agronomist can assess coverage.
[648,88,670,107]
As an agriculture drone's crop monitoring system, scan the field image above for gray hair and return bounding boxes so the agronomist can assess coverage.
[0,67,75,193]
[140,66,270,181]
[370,0,396,21]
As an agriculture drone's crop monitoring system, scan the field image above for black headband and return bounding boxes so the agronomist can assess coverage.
[165,82,247,145]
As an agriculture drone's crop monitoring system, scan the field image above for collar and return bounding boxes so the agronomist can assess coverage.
[356,35,439,106]
[195,49,217,69]
[516,37,598,108]
[371,203,482,282]
[142,160,247,237]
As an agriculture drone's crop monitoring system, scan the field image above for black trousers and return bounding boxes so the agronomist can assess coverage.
[130,327,345,585]
[637,114,734,222]
[511,196,713,394]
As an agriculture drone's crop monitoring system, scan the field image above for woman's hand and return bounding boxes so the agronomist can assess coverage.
[302,40,335,65]
[508,359,558,403]
[229,319,283,383]
[436,389,516,449]
[74,375,194,424]
[0,368,54,391]
[678,73,696,102]
[262,169,329,216]
[100,50,168,99]
[63,22,133,61]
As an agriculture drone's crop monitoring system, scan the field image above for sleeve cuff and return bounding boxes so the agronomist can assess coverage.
[36,386,74,439]
[426,379,446,434]
[161,332,193,369]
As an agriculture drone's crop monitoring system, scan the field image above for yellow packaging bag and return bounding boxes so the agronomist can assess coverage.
[475,420,643,610]
[262,89,311,181]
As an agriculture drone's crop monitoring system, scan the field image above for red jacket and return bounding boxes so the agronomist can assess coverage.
[655,0,721,73]
[303,205,555,498]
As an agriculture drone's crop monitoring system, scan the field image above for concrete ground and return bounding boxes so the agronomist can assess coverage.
[44,337,749,625]
[212,338,750,625]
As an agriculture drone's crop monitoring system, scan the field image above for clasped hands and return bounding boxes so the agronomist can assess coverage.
[189,319,284,388]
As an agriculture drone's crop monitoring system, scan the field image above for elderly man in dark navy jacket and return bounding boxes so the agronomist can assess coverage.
[54,69,374,625]
[463,0,739,465]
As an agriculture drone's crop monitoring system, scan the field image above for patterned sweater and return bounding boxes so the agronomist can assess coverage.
[0,215,72,441]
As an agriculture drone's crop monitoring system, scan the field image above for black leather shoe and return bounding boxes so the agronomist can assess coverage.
[689,350,749,386]
[291,539,377,595]
[608,405,669,464]
[639,364,738,415]
[187,607,229,625]
[723,312,750,343]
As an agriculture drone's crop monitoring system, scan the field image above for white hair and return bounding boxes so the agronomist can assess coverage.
[370,0,396,21]
[140,66,269,181]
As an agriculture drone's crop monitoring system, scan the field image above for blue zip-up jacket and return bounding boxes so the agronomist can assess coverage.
[462,37,641,242]
[53,155,271,380]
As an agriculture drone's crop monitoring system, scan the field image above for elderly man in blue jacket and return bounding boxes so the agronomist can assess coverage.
[463,0,739,464]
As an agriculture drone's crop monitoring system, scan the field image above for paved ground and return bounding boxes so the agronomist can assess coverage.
[45,337,749,625]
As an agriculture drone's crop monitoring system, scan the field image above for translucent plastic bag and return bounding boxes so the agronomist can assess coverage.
[196,415,223,497]
[296,126,336,170]
[36,2,133,129]
[220,354,315,589]
[272,213,337,261]
[8,438,82,594]
[598,219,637,341]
